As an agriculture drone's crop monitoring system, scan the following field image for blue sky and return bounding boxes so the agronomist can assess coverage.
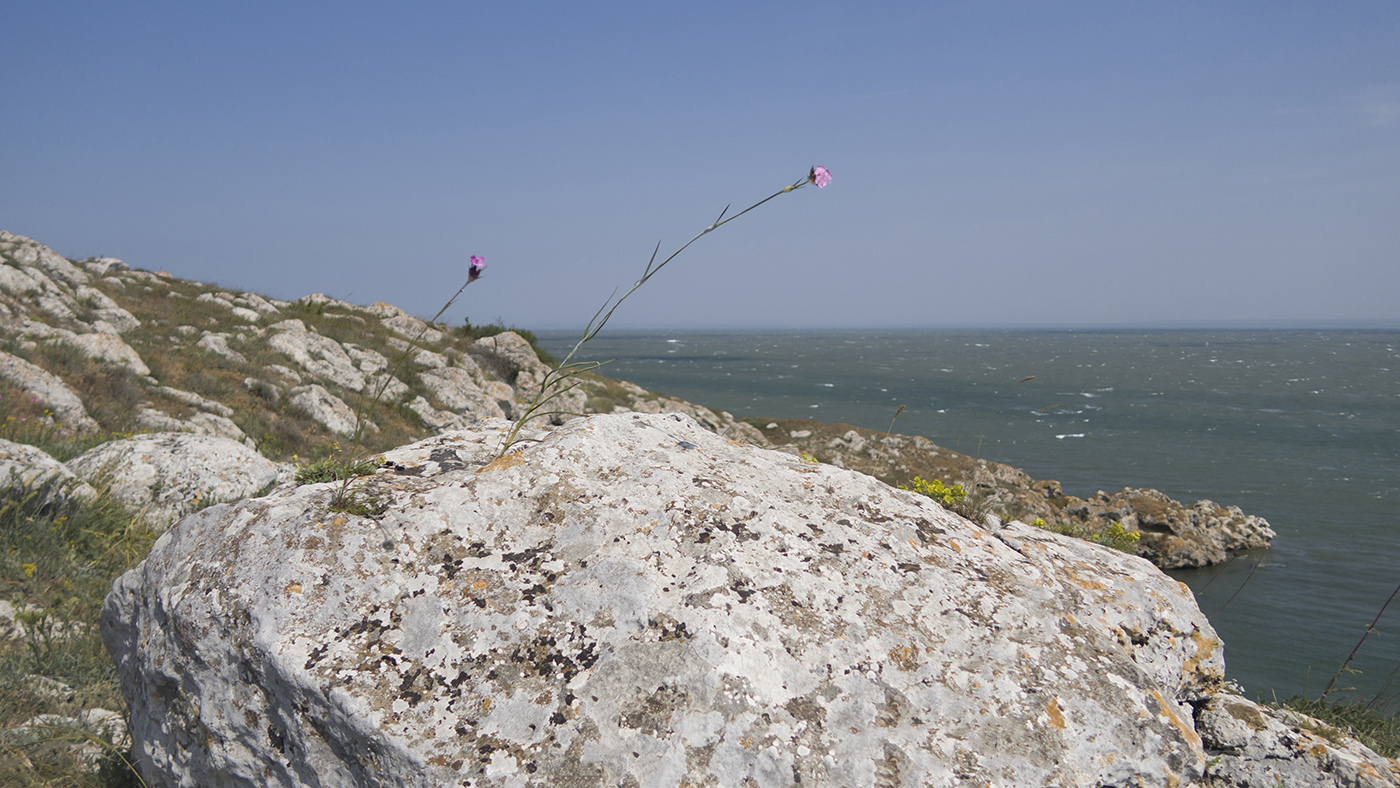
[5,2,1398,329]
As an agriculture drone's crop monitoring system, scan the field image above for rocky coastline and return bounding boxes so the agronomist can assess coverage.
[2,229,1394,787]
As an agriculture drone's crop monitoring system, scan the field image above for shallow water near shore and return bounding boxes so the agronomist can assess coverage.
[539,328,1400,704]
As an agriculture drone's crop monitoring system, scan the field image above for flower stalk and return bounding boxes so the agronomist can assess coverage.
[495,167,831,457]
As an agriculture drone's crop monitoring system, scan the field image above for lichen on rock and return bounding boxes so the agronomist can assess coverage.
[103,413,1239,788]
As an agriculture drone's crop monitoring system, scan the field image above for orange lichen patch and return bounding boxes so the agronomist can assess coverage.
[1045,697,1066,730]
[285,582,302,595]
[1182,630,1222,677]
[1150,690,1204,756]
[472,580,489,592]
[477,452,526,473]
[1307,743,1329,758]
[727,440,747,447]
[888,644,919,672]
[1065,569,1107,592]
[333,517,344,526]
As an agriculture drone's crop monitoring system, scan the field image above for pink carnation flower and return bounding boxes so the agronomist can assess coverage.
[809,166,832,188]
[468,255,486,282]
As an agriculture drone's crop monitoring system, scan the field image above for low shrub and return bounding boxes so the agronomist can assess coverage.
[902,476,993,524]
[1032,517,1142,554]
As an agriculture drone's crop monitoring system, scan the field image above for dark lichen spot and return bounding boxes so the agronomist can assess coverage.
[268,724,286,754]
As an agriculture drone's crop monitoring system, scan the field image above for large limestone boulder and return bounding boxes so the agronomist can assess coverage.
[104,413,1244,788]
[67,433,279,527]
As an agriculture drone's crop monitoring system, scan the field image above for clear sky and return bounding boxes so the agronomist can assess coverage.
[4,2,1398,329]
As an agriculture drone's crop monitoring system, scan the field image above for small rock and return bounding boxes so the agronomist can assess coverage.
[0,350,99,432]
[66,433,279,528]
[290,384,367,436]
[196,333,246,363]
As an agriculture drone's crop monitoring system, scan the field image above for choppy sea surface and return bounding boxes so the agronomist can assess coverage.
[538,328,1400,703]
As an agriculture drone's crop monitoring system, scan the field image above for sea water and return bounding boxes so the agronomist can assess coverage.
[538,328,1400,703]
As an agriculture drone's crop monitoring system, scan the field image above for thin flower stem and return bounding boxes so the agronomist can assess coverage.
[1321,580,1400,700]
[332,276,480,507]
[496,174,818,457]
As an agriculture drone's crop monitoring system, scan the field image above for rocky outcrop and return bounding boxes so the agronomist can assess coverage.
[66,433,283,528]
[0,231,762,462]
[753,419,1274,570]
[1060,487,1276,569]
[102,412,1236,788]
[1196,694,1400,786]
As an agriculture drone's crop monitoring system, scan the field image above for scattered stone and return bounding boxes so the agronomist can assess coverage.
[59,332,151,376]
[419,366,507,421]
[381,314,445,346]
[75,285,140,333]
[405,394,473,432]
[267,320,368,391]
[6,709,130,767]
[234,292,280,314]
[154,385,236,419]
[266,364,302,384]
[66,433,279,528]
[0,350,99,432]
[242,377,282,406]
[136,408,248,443]
[0,438,98,507]
[289,384,365,436]
[24,674,76,703]
[195,332,247,363]
[385,336,447,368]
[0,230,91,288]
[80,257,129,276]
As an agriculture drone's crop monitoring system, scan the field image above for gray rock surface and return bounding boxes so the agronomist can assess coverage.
[1196,694,1400,787]
[196,332,247,363]
[135,407,249,443]
[67,433,278,528]
[420,365,508,421]
[60,331,151,375]
[0,438,97,507]
[289,383,364,436]
[268,319,371,392]
[104,413,1233,788]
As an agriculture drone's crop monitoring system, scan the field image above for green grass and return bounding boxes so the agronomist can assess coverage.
[1274,695,1400,758]
[0,481,152,786]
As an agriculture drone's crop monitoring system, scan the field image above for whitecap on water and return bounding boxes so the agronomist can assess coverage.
[1055,433,1087,439]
